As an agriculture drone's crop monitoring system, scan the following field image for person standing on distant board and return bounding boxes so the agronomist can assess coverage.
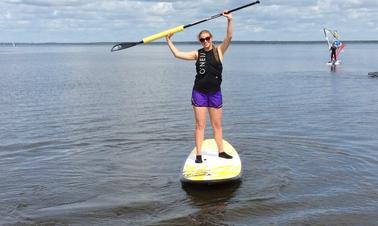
[330,42,337,62]
[166,11,233,163]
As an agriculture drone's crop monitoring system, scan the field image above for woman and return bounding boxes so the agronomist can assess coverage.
[166,11,233,163]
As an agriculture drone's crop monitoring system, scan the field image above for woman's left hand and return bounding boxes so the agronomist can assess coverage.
[222,10,232,20]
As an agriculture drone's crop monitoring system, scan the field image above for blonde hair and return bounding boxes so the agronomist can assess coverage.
[197,30,213,41]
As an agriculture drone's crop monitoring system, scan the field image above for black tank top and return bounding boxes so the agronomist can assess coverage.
[193,47,223,93]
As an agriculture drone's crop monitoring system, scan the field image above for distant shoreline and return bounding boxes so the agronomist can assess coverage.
[1,40,378,46]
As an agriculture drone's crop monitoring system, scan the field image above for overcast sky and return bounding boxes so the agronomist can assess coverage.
[1,0,377,43]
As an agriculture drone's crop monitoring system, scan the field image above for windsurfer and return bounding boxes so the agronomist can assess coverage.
[330,42,337,62]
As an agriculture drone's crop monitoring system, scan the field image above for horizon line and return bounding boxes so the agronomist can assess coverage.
[1,40,378,45]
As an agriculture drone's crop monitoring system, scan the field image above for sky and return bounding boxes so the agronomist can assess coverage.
[1,0,377,43]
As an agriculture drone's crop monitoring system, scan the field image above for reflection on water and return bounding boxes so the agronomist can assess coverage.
[330,64,336,72]
[182,181,241,202]
[182,182,241,226]
[1,43,378,225]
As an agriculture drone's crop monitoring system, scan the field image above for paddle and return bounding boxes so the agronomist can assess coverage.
[111,1,260,52]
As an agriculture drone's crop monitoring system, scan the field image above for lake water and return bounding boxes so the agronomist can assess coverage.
[0,43,377,225]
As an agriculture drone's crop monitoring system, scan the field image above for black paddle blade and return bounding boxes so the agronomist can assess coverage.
[111,41,141,52]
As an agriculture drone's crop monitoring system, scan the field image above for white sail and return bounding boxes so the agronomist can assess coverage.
[323,28,345,57]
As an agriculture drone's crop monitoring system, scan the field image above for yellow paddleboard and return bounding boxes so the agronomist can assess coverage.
[181,139,242,184]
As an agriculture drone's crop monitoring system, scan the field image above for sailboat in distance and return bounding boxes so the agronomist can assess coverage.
[323,28,345,65]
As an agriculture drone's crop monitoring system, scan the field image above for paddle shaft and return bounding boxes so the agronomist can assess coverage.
[184,1,260,29]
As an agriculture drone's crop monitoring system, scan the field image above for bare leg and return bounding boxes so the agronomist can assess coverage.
[209,107,232,159]
[208,107,223,153]
[193,106,207,156]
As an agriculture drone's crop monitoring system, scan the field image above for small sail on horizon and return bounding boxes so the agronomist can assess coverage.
[323,28,345,57]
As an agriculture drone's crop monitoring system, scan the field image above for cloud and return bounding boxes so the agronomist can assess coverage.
[0,0,377,42]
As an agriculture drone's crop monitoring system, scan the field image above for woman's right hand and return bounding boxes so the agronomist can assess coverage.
[166,33,174,41]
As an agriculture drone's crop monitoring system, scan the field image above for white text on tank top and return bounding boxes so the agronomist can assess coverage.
[199,51,206,75]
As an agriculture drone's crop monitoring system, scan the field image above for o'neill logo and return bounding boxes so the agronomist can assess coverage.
[198,51,206,75]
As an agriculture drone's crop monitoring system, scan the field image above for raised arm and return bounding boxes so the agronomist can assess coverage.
[166,33,197,61]
[218,11,233,60]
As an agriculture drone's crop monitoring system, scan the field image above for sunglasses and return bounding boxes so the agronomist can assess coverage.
[199,36,211,43]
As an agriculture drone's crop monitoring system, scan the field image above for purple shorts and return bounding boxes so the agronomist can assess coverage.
[191,89,223,108]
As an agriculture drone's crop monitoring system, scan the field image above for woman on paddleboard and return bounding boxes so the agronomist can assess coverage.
[166,11,233,163]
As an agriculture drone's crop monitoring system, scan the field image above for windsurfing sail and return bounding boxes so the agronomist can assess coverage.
[323,28,345,57]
